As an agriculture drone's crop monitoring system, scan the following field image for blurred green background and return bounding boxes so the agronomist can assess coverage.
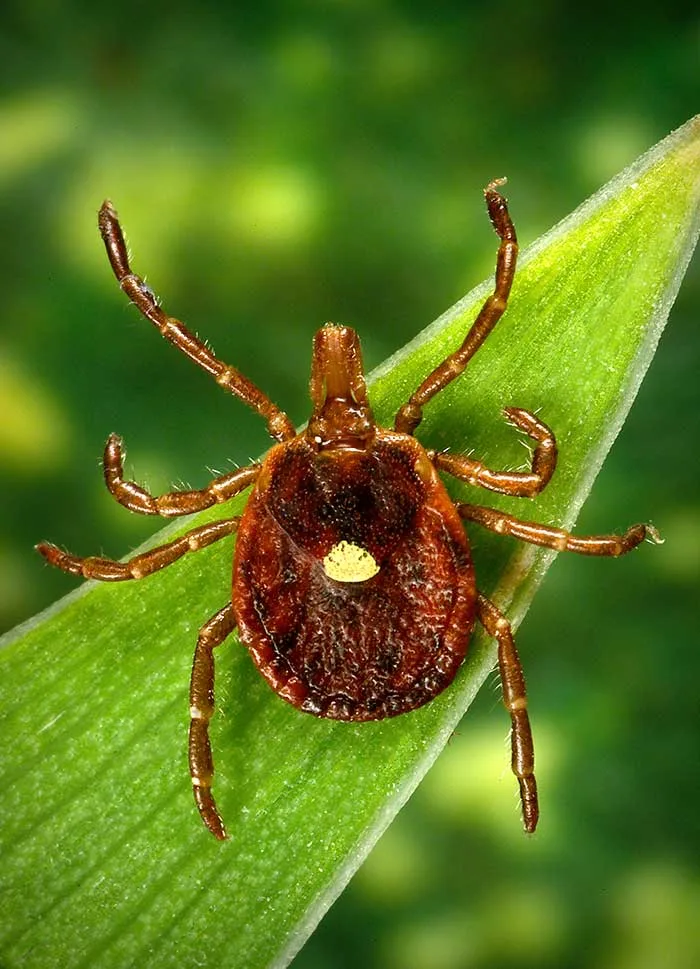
[1,3,698,968]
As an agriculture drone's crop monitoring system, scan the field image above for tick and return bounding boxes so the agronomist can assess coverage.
[37,181,660,840]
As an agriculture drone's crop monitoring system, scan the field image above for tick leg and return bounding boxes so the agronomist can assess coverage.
[431,408,557,498]
[36,518,239,581]
[189,602,237,840]
[477,593,538,833]
[103,433,260,516]
[395,180,518,435]
[458,504,662,556]
[98,201,295,443]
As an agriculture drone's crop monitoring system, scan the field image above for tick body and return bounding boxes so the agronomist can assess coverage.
[235,425,476,722]
[38,182,659,840]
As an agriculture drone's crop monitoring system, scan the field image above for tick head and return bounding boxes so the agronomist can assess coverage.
[307,324,375,451]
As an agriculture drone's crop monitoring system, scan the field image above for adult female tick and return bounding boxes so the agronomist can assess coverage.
[37,181,660,840]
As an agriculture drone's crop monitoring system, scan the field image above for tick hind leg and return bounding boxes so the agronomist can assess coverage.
[98,201,295,443]
[189,602,237,840]
[477,593,538,833]
[36,518,239,581]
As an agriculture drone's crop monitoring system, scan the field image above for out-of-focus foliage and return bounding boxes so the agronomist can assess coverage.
[0,3,698,968]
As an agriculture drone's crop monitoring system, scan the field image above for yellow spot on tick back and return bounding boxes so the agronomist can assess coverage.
[322,541,380,583]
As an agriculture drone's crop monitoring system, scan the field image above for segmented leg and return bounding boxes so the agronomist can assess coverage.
[430,408,557,498]
[98,201,295,443]
[395,179,518,435]
[189,602,237,840]
[36,518,239,581]
[477,593,538,833]
[103,433,260,516]
[458,504,662,555]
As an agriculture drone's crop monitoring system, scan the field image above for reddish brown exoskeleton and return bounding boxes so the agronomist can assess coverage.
[37,182,660,839]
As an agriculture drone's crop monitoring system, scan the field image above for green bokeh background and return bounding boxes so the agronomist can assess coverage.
[1,4,698,968]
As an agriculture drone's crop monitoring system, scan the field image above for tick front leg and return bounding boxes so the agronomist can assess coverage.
[36,518,239,581]
[395,180,518,435]
[103,433,260,516]
[431,408,557,498]
[477,593,538,833]
[458,504,662,556]
[189,602,237,840]
[98,201,295,443]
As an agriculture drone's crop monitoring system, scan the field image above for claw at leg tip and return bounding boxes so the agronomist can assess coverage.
[485,176,508,194]
[646,524,664,545]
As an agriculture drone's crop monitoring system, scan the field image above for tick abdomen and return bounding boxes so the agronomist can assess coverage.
[233,434,476,720]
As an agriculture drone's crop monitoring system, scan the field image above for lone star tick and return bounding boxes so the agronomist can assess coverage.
[37,180,661,840]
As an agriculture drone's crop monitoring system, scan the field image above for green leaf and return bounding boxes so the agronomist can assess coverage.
[1,116,698,969]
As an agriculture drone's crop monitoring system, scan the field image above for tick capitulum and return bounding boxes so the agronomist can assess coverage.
[37,181,661,840]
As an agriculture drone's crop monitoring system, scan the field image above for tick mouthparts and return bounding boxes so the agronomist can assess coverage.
[310,324,369,408]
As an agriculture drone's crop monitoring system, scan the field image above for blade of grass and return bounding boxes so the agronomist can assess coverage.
[1,116,698,969]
